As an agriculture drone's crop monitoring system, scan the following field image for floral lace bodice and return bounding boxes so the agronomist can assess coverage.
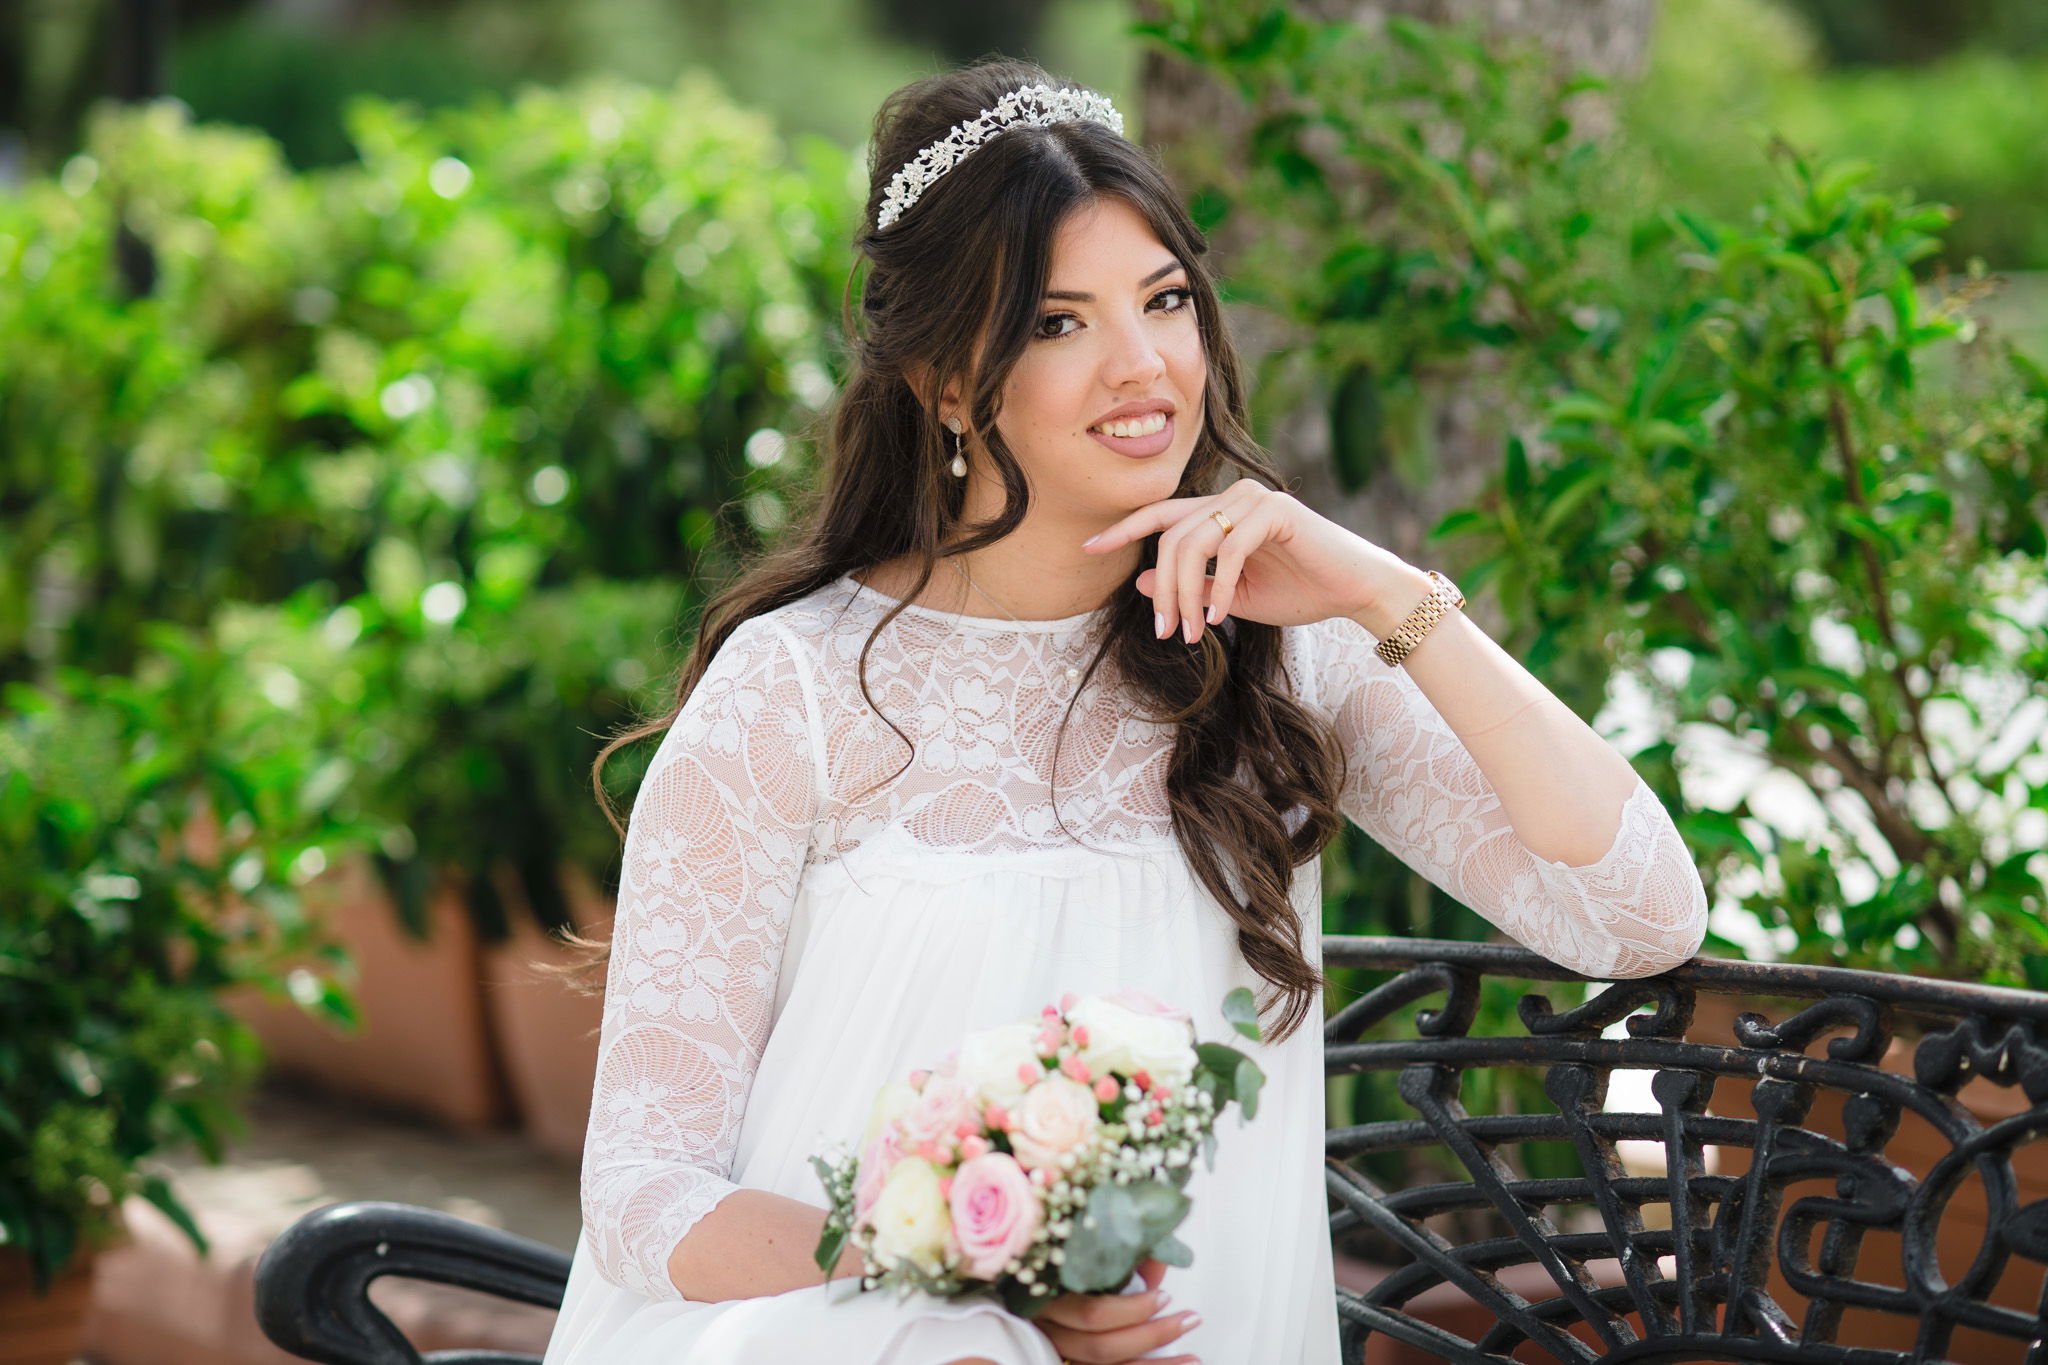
[577,573,1709,1299]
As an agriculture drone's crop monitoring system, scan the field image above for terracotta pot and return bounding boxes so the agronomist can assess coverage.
[0,1246,98,1365]
[1685,989,2046,1363]
[221,853,512,1131]
[481,863,613,1162]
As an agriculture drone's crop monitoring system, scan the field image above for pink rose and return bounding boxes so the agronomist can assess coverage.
[898,1074,980,1153]
[1008,1074,1101,1172]
[855,1130,903,1222]
[947,1152,1043,1280]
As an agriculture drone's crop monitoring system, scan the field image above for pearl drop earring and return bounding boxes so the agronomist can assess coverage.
[945,416,966,477]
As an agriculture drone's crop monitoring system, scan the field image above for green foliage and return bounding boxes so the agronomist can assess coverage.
[1057,1177,1192,1293]
[1779,0,2048,65]
[1218,984,1263,1041]
[169,14,510,169]
[0,624,370,1291]
[1144,2,1623,508]
[1462,149,2048,986]
[1146,2,2048,989]
[0,76,856,932]
[0,76,857,1284]
[1632,0,2048,276]
[1191,1041,1264,1123]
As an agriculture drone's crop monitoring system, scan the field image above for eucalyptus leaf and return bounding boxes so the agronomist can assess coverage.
[1235,1056,1266,1122]
[1220,986,1263,1041]
[1152,1229,1195,1268]
[1195,1041,1251,1085]
[1127,1179,1193,1245]
[1061,1183,1147,1293]
[1059,1178,1193,1294]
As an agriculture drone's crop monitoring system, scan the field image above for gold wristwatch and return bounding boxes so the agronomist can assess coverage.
[1373,570,1465,667]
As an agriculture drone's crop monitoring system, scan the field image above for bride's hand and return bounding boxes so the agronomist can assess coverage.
[1029,1257,1200,1364]
[1082,476,1427,645]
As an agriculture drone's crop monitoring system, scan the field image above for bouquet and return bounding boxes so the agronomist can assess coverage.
[811,985,1266,1317]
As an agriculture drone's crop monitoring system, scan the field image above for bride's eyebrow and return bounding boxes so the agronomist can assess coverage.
[1042,260,1185,303]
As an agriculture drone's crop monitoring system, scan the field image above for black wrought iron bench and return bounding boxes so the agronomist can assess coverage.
[252,936,2048,1364]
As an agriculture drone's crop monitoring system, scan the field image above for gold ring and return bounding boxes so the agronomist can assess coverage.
[1209,508,1234,535]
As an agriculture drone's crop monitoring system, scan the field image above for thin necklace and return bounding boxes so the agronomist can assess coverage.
[953,557,1087,685]
[952,556,1022,623]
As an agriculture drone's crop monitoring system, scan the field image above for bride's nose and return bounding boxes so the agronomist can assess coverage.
[1098,313,1167,391]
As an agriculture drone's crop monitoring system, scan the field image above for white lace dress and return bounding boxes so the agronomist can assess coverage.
[540,572,1709,1365]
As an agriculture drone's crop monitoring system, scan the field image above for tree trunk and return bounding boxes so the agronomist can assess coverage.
[1138,0,1657,570]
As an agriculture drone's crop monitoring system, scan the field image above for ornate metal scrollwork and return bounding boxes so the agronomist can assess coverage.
[1322,936,2048,1364]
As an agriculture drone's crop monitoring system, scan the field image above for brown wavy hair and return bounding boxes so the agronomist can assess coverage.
[544,58,1349,1044]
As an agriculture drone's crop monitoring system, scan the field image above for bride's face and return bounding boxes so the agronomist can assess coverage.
[984,196,1207,519]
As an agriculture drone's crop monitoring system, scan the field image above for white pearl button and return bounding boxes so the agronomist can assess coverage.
[1065,666,1081,681]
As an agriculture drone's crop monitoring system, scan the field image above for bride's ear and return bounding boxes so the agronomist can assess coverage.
[904,363,964,431]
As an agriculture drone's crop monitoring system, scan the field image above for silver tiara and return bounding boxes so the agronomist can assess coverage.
[876,82,1126,232]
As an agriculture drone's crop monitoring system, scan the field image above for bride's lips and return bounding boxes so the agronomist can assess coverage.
[1087,413,1175,459]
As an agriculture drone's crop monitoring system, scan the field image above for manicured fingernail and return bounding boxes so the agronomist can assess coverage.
[1082,533,1100,548]
[1182,617,1196,644]
[1154,611,1167,638]
[1205,603,1219,624]
[1182,1311,1202,1329]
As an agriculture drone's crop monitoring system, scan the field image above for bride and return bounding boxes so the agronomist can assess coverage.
[539,57,1709,1365]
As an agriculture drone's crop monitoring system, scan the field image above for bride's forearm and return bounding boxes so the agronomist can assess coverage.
[667,1187,864,1301]
[1349,566,1640,867]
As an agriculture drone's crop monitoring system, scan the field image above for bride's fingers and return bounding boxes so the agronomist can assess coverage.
[1081,497,1207,558]
[1176,498,1269,643]
[1135,568,1213,614]
[1153,503,1234,640]
[1094,482,1271,640]
[1177,514,1215,643]
[1155,511,1196,642]
[1039,1310,1199,1364]
[1204,498,1279,628]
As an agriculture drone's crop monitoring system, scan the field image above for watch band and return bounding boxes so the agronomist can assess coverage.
[1373,570,1465,667]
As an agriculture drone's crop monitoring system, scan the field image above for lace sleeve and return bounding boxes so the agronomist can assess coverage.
[578,615,824,1300]
[1304,616,1708,979]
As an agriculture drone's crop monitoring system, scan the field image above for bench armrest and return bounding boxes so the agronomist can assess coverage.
[253,1199,572,1365]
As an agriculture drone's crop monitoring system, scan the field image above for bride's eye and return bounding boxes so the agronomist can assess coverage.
[1032,286,1196,341]
[1036,312,1080,341]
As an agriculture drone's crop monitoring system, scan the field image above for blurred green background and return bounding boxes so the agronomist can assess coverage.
[3,0,2044,1292]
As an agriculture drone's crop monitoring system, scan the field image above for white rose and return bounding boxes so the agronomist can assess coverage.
[1064,994,1197,1089]
[954,1020,1044,1108]
[1007,1075,1102,1172]
[862,1080,921,1147]
[867,1156,953,1274]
